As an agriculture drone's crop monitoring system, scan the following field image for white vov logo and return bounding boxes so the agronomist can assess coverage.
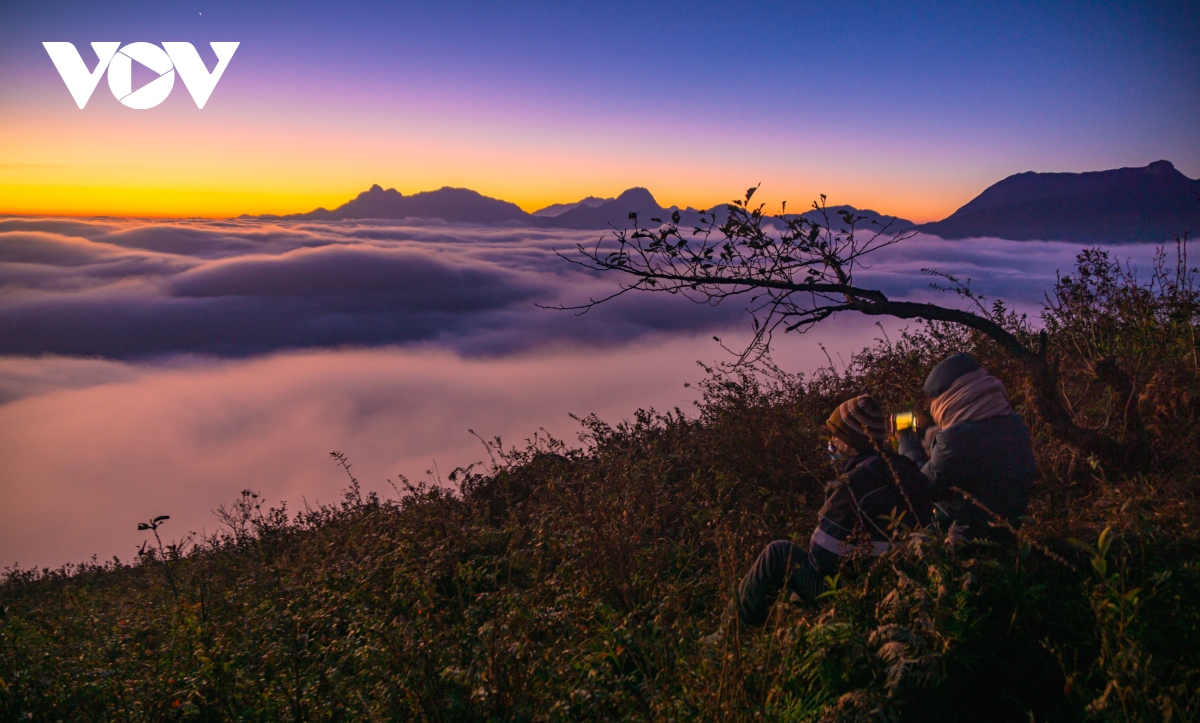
[43,42,239,109]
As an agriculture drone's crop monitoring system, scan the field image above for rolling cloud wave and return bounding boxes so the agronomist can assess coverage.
[0,217,751,357]
[0,217,1179,360]
[0,217,1185,568]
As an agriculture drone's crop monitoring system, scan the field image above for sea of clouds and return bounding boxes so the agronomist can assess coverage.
[0,217,1181,568]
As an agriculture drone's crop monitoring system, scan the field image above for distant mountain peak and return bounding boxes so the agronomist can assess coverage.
[531,195,613,218]
[274,183,924,233]
[360,184,397,197]
[614,187,657,204]
[788,205,917,234]
[284,185,528,224]
[921,160,1199,243]
[529,187,682,229]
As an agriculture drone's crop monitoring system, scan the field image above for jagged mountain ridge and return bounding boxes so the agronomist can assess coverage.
[531,196,612,217]
[274,185,529,224]
[262,161,1197,241]
[268,185,913,234]
[530,188,691,229]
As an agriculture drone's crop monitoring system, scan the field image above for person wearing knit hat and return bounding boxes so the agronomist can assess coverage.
[825,394,888,449]
[898,353,1038,540]
[730,394,933,628]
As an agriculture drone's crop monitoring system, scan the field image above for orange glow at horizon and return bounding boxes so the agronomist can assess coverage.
[0,101,973,222]
[0,172,968,222]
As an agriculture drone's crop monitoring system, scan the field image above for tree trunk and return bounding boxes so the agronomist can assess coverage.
[848,298,1142,471]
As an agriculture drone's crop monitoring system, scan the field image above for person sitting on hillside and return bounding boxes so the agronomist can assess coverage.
[897,353,1038,540]
[734,395,933,627]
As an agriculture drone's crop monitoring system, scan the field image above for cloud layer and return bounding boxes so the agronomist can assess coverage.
[0,335,863,570]
[0,216,1178,359]
[0,217,756,357]
[0,216,1187,569]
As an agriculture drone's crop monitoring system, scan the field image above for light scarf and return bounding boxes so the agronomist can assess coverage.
[929,367,1012,429]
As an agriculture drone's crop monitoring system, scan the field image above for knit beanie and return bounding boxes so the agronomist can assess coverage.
[923,353,982,398]
[825,394,887,450]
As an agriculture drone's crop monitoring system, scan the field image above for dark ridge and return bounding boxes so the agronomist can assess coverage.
[284,185,531,224]
[531,196,612,218]
[264,184,916,233]
[920,161,1200,243]
[790,205,917,234]
[531,187,683,229]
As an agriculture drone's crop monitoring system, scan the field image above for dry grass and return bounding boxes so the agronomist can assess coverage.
[2,246,1198,722]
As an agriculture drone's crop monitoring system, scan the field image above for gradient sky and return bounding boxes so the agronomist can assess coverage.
[1,0,1197,220]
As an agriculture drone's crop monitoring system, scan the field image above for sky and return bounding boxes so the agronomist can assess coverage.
[1,0,1198,220]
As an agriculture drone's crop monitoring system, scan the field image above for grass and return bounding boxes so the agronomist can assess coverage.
[2,245,1198,722]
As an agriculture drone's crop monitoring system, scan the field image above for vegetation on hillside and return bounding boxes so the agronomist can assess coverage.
[2,241,1198,721]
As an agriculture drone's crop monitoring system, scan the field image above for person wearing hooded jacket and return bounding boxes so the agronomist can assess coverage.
[732,395,933,627]
[897,353,1038,539]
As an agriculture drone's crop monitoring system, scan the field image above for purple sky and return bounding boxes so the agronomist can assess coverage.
[2,1,1197,218]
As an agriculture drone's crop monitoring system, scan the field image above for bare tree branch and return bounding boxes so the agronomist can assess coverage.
[549,188,1143,469]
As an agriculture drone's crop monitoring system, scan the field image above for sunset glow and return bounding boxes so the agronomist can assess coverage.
[3,2,1197,220]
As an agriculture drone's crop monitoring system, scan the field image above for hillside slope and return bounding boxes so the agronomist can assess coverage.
[4,247,1198,721]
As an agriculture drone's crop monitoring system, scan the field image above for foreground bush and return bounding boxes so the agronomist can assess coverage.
[2,246,1198,722]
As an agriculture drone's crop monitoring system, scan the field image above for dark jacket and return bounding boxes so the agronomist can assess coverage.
[734,448,935,624]
[810,448,934,571]
[898,412,1037,535]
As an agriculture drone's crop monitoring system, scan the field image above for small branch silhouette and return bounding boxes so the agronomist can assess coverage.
[137,515,179,600]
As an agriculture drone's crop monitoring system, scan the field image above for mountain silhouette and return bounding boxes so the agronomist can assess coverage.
[790,205,917,234]
[261,161,1200,243]
[530,188,687,229]
[283,185,530,224]
[527,190,916,233]
[266,184,919,233]
[920,161,1200,243]
[531,196,612,217]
